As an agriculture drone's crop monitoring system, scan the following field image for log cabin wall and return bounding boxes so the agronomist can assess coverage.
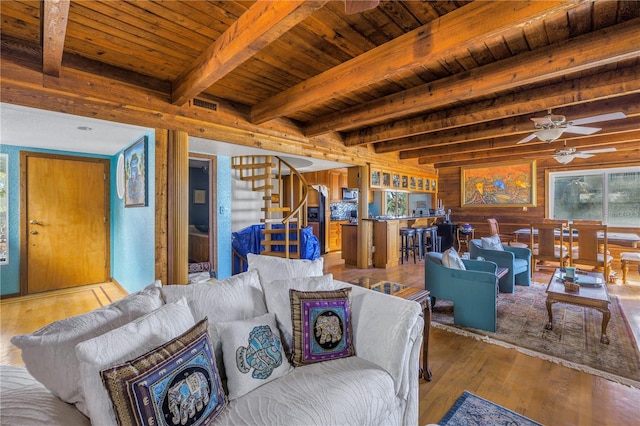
[437,153,640,240]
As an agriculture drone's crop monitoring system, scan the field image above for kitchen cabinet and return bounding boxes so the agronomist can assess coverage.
[329,220,349,251]
[328,169,348,202]
[341,224,358,265]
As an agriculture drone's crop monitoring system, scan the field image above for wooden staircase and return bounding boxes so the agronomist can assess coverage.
[231,155,309,259]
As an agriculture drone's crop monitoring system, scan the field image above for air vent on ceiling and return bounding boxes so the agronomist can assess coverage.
[192,98,218,111]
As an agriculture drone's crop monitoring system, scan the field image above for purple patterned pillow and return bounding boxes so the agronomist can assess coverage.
[289,288,355,366]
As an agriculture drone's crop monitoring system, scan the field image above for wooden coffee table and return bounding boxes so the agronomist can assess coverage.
[545,268,611,344]
[349,277,432,381]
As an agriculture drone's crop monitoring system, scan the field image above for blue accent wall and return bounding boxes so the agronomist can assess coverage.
[216,156,232,279]
[0,145,110,296]
[111,133,156,293]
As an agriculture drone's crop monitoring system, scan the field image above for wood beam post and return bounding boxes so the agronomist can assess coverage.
[357,165,369,269]
[155,129,169,286]
[168,130,189,284]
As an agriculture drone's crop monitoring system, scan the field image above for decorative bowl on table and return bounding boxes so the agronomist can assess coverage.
[460,224,474,234]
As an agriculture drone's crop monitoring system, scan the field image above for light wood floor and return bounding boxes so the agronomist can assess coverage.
[2,253,639,425]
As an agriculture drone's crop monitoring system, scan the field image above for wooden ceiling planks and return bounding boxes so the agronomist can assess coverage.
[1,0,639,170]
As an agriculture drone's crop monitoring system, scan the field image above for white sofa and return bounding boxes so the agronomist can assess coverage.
[3,254,424,425]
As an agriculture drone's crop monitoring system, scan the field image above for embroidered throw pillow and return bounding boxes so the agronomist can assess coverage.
[217,313,292,400]
[290,288,355,367]
[101,319,227,426]
[441,248,466,270]
[482,234,505,251]
[262,274,339,356]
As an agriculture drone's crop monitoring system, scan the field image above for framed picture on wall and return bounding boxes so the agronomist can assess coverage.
[124,136,148,207]
[461,160,536,207]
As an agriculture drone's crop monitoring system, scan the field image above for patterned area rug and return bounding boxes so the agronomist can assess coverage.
[432,282,640,388]
[438,391,542,426]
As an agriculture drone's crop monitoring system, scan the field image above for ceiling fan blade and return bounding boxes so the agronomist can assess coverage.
[570,112,627,126]
[516,133,537,144]
[531,117,554,126]
[345,0,379,14]
[563,125,601,135]
[573,153,594,159]
[580,147,617,154]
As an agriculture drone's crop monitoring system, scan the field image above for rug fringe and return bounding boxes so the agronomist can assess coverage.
[432,322,640,390]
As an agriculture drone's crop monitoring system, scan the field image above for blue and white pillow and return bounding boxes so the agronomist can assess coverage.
[217,313,293,400]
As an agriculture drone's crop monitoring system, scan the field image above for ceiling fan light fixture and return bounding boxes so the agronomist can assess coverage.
[553,155,574,164]
[535,127,563,142]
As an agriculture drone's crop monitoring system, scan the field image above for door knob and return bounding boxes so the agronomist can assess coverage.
[29,230,39,235]
[30,220,43,225]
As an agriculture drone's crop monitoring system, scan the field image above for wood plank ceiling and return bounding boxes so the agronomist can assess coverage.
[1,0,639,169]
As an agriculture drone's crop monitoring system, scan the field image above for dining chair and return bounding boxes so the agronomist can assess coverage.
[487,218,528,248]
[529,221,569,274]
[568,222,613,281]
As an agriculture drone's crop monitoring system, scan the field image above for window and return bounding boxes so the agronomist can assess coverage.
[385,191,408,216]
[548,166,640,228]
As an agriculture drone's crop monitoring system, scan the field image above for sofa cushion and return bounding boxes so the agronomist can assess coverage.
[290,288,355,367]
[10,280,164,409]
[74,298,196,424]
[217,313,293,400]
[101,319,227,426]
[161,268,267,379]
[215,356,400,426]
[262,274,339,355]
[441,248,466,270]
[247,253,324,286]
[482,234,505,251]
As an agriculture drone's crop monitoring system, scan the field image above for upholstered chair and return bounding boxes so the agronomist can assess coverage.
[424,251,499,332]
[469,237,531,293]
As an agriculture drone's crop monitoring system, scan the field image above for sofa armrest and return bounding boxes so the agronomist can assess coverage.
[504,245,531,260]
[462,259,498,274]
[335,281,423,400]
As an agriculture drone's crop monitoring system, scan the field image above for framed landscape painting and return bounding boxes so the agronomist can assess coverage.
[461,160,536,207]
[124,136,147,207]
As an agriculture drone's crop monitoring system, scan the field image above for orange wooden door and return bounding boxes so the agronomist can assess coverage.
[25,154,109,293]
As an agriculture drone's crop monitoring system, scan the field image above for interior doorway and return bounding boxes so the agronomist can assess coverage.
[21,152,110,294]
[188,155,216,276]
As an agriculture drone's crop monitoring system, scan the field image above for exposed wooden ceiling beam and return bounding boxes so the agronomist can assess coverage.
[417,126,640,166]
[385,95,640,156]
[429,138,640,169]
[171,0,328,106]
[250,0,581,124]
[305,18,640,136]
[41,0,70,77]
[347,65,640,147]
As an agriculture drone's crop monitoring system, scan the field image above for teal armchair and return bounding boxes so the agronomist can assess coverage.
[469,239,531,293]
[424,252,499,332]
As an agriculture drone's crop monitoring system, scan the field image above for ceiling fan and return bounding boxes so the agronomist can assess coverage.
[345,0,379,14]
[516,110,627,144]
[549,141,617,164]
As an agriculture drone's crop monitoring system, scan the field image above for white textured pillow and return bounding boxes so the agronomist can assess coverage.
[247,253,324,286]
[441,248,466,270]
[262,274,339,354]
[75,298,195,425]
[217,313,293,400]
[482,234,505,251]
[161,269,267,377]
[10,280,164,408]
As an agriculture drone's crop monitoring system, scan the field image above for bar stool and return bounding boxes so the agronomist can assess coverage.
[412,226,427,260]
[399,227,417,264]
[423,226,440,253]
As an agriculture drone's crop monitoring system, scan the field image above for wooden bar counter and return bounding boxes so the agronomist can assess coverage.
[341,223,359,265]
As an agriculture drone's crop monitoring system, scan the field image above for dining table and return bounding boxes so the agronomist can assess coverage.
[512,228,640,248]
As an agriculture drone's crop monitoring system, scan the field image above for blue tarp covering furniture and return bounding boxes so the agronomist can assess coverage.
[232,224,320,274]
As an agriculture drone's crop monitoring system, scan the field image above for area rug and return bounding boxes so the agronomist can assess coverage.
[431,282,640,388]
[438,390,542,426]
